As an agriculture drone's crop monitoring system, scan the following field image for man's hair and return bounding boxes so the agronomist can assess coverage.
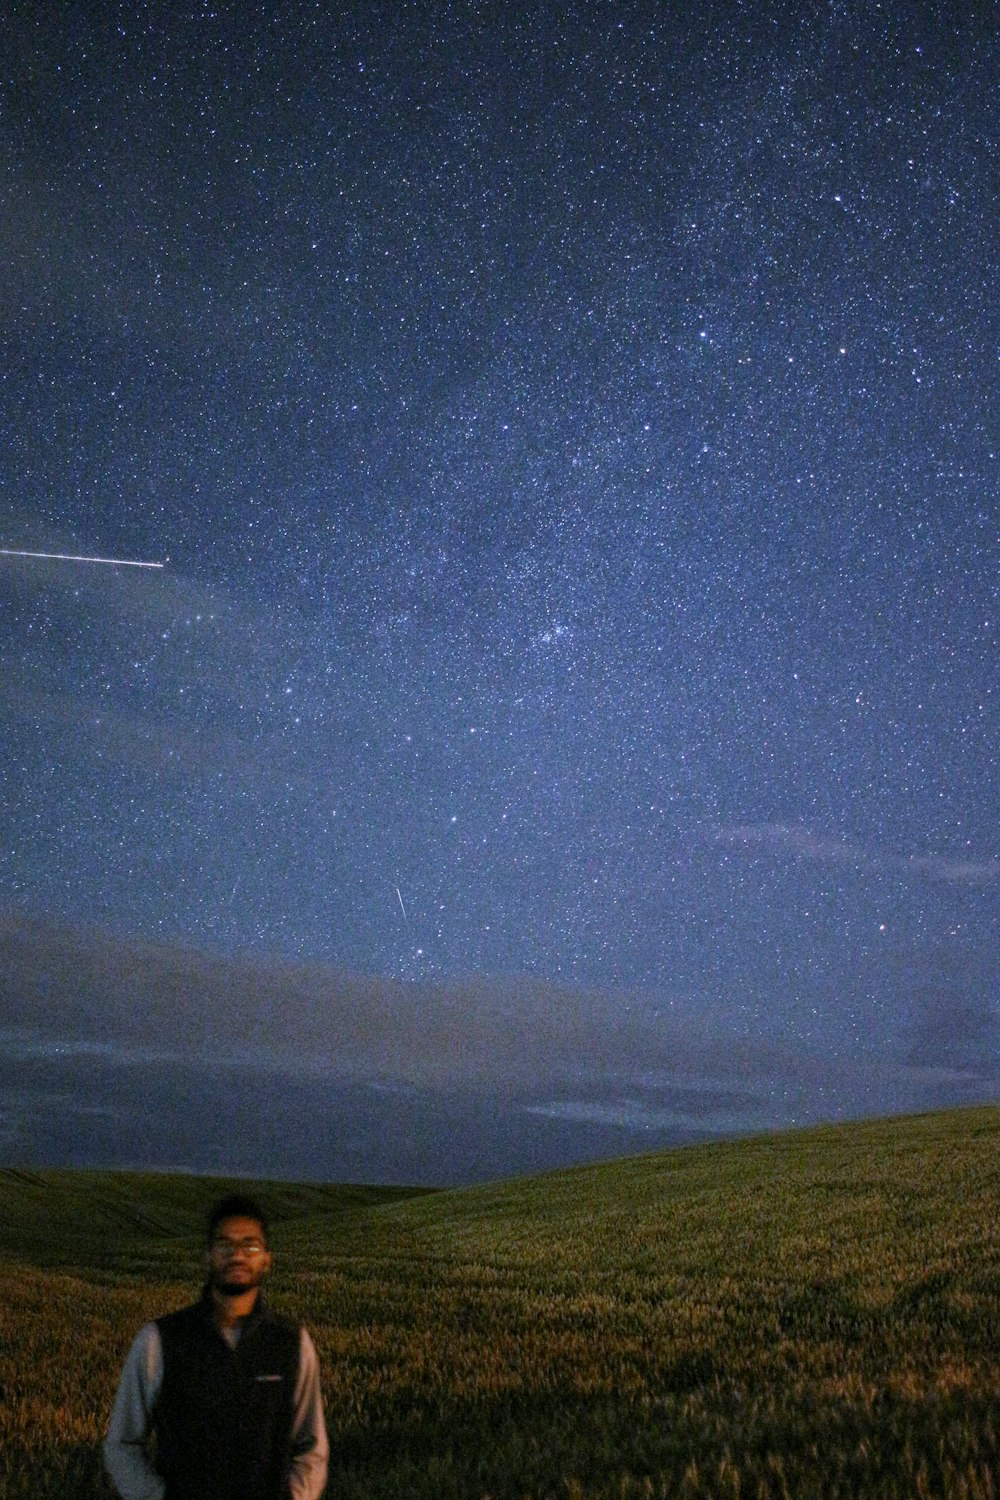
[206,1193,269,1245]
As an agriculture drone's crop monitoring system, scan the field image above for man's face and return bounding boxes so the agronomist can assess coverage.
[207,1215,273,1297]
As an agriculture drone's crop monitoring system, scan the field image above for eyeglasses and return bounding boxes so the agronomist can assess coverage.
[211,1238,267,1258]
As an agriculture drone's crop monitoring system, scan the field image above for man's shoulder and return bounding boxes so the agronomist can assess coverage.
[241,1295,301,1335]
[156,1298,210,1340]
[255,1303,307,1353]
[248,1303,308,1372]
[132,1319,163,1345]
[261,1305,303,1334]
[154,1297,305,1348]
[127,1320,164,1361]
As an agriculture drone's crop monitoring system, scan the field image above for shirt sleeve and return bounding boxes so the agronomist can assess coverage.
[288,1326,329,1500]
[103,1323,167,1500]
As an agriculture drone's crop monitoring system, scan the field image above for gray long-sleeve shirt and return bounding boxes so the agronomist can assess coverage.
[104,1319,328,1500]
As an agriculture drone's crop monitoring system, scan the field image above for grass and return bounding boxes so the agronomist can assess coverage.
[3,1106,1000,1497]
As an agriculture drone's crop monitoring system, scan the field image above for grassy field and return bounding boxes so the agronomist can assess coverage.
[3,1106,1000,1497]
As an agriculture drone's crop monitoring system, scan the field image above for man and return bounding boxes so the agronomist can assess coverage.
[104,1193,328,1500]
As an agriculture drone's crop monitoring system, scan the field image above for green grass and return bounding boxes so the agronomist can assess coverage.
[4,1107,1000,1497]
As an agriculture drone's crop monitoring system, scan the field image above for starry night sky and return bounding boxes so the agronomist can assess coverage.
[3,2,998,1100]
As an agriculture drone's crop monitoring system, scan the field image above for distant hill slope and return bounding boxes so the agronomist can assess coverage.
[0,1167,432,1267]
[4,1106,1000,1499]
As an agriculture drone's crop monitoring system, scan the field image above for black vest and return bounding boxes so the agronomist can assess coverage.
[155,1291,301,1500]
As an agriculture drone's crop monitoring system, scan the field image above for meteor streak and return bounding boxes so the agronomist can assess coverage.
[0,548,165,569]
[395,885,407,919]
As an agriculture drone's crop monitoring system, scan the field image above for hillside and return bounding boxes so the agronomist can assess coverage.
[4,1106,1000,1498]
[0,1168,430,1266]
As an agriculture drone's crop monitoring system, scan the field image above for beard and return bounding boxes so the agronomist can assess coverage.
[210,1263,266,1298]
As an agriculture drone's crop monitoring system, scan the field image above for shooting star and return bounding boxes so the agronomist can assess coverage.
[0,548,165,569]
[395,885,408,920]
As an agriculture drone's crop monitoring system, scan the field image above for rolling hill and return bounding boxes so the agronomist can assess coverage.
[3,1105,1000,1497]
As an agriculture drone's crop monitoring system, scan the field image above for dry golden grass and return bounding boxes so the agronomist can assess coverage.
[3,1107,1000,1497]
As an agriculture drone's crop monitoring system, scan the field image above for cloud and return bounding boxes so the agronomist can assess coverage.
[0,911,809,1096]
[902,854,1000,884]
[2,534,280,676]
[904,990,1000,1070]
[1,534,368,793]
[710,823,998,886]
[4,913,998,1181]
[711,823,864,865]
[0,678,339,796]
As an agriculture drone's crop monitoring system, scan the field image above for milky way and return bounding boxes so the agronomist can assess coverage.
[2,2,997,1081]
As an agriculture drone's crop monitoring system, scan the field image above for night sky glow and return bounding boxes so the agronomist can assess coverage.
[2,2,998,1170]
